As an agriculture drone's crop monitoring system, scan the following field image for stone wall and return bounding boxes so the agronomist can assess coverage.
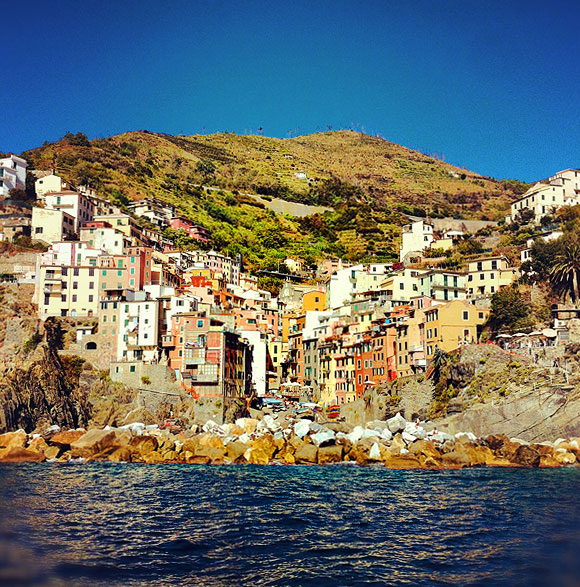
[109,362,183,393]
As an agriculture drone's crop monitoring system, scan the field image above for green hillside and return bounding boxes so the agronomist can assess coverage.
[22,130,527,269]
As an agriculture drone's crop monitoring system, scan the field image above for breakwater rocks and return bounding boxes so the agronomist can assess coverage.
[0,413,579,468]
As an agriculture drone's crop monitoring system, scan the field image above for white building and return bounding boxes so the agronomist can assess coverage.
[44,191,95,231]
[80,224,130,255]
[400,220,434,262]
[508,169,580,223]
[35,174,71,199]
[32,207,76,244]
[117,298,159,362]
[327,264,365,309]
[0,155,27,197]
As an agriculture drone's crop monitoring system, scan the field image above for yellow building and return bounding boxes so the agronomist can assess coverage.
[467,256,518,298]
[423,300,489,360]
[302,289,326,312]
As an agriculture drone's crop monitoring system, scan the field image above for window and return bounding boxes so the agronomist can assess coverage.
[72,295,77,302]
[197,320,203,327]
[73,268,79,276]
[61,294,66,302]
[89,282,94,289]
[478,312,484,319]
[89,295,93,302]
[480,273,484,280]
[73,282,78,289]
[62,268,68,276]
[463,311,469,320]
[89,268,94,277]
[129,365,136,373]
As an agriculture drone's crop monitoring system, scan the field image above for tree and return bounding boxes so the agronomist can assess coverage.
[488,285,533,333]
[549,233,580,305]
[196,159,216,180]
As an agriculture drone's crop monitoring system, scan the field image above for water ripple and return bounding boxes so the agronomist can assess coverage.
[0,464,580,586]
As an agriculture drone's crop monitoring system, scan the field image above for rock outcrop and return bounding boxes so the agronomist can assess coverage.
[2,412,578,470]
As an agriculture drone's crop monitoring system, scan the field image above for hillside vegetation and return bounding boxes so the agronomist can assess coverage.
[23,130,526,268]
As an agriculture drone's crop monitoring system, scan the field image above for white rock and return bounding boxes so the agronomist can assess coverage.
[361,428,380,439]
[402,431,417,444]
[554,438,568,446]
[294,420,311,438]
[369,442,381,460]
[263,414,282,432]
[238,433,251,444]
[430,432,454,444]
[346,426,364,444]
[455,431,477,443]
[273,431,284,441]
[387,413,406,434]
[380,428,393,442]
[404,422,426,440]
[400,448,409,455]
[311,430,335,447]
[510,437,529,446]
[203,420,219,432]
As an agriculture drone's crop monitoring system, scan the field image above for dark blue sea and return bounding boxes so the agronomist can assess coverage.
[1,464,579,586]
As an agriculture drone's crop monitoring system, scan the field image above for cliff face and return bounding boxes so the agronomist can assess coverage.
[429,345,580,441]
[0,319,91,433]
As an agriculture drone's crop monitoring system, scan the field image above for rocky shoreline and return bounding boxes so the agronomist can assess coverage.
[1,413,578,469]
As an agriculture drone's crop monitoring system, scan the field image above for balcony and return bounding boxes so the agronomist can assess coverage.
[161,335,176,347]
[43,285,61,294]
[182,371,218,383]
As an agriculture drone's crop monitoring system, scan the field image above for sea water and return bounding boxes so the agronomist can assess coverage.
[1,464,579,586]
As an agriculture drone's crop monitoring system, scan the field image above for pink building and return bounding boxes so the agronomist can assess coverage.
[169,217,210,243]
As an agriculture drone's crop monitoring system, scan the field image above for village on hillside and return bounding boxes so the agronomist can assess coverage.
[1,153,580,415]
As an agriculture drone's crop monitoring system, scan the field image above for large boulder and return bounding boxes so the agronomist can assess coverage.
[554,449,576,465]
[390,433,406,454]
[27,437,49,454]
[0,447,45,463]
[310,429,335,447]
[295,443,318,464]
[49,429,86,450]
[386,413,406,434]
[404,422,426,440]
[317,445,343,464]
[251,434,277,460]
[130,435,159,455]
[512,444,540,467]
[441,450,471,468]
[225,441,249,463]
[0,430,27,450]
[512,445,540,468]
[369,442,381,461]
[409,440,441,460]
[383,452,423,469]
[294,420,311,439]
[346,426,364,444]
[244,447,270,465]
[236,418,259,435]
[71,429,127,459]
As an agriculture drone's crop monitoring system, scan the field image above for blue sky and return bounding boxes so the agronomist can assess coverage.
[2,0,579,181]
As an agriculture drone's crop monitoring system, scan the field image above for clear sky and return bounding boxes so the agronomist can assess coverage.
[2,0,579,182]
